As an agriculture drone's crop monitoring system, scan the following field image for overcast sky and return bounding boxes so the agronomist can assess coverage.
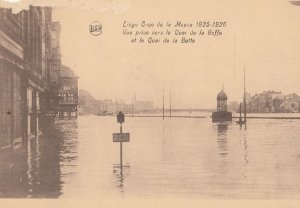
[2,0,300,108]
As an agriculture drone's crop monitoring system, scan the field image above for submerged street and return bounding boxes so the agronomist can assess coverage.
[1,114,300,199]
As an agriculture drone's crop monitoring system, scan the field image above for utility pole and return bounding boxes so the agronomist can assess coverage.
[120,122,122,166]
[131,96,133,117]
[163,83,165,120]
[243,65,247,125]
[113,112,130,167]
[169,91,172,118]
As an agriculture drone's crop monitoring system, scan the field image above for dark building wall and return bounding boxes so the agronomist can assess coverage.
[20,6,52,85]
[0,6,53,149]
[0,8,25,149]
[0,62,22,148]
[50,22,61,86]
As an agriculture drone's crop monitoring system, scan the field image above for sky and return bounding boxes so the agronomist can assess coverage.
[2,0,300,109]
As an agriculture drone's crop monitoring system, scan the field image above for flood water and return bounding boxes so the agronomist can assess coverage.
[1,113,300,199]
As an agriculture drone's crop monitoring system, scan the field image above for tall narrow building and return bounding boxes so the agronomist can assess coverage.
[50,21,61,113]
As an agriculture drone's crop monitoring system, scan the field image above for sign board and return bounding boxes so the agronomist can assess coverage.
[113,133,130,142]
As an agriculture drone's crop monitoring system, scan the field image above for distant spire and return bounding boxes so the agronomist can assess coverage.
[222,83,224,91]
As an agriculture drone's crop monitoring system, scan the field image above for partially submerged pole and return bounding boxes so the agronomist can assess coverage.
[169,91,172,118]
[120,123,123,166]
[243,66,247,124]
[131,96,133,117]
[163,83,165,120]
[239,103,242,124]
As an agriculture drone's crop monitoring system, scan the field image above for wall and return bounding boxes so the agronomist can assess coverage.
[0,62,22,148]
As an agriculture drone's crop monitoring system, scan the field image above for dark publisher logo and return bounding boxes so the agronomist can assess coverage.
[89,21,102,36]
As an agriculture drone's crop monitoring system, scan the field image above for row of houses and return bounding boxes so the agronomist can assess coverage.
[78,89,154,115]
[0,6,78,150]
[238,91,300,113]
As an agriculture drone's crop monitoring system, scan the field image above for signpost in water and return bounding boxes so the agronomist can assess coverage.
[113,112,130,165]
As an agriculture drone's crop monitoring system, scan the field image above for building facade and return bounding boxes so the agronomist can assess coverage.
[49,21,61,113]
[78,89,97,115]
[0,8,25,149]
[133,100,154,113]
[18,6,53,145]
[57,65,79,118]
[246,91,300,113]
[0,6,69,149]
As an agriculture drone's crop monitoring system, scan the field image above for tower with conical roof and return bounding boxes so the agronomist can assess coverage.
[217,89,228,112]
[212,88,232,122]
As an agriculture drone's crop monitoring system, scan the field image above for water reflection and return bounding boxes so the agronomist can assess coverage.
[2,115,300,199]
[217,123,229,157]
[113,163,130,193]
[0,149,27,197]
[0,118,78,198]
[26,128,62,197]
[242,133,249,178]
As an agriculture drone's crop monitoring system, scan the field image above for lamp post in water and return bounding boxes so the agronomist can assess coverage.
[117,112,124,164]
[113,112,130,166]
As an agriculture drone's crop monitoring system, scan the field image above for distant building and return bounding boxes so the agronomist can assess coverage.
[78,89,155,115]
[133,100,154,113]
[228,101,239,111]
[78,90,119,115]
[246,91,300,113]
[78,89,97,115]
[123,104,133,114]
[57,65,79,118]
[281,93,300,113]
[280,99,299,113]
[104,99,116,113]
[115,99,125,112]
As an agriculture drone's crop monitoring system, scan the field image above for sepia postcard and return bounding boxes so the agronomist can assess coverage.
[0,0,300,207]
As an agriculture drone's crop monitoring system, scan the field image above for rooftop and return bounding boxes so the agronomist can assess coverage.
[217,90,228,100]
[60,65,79,78]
